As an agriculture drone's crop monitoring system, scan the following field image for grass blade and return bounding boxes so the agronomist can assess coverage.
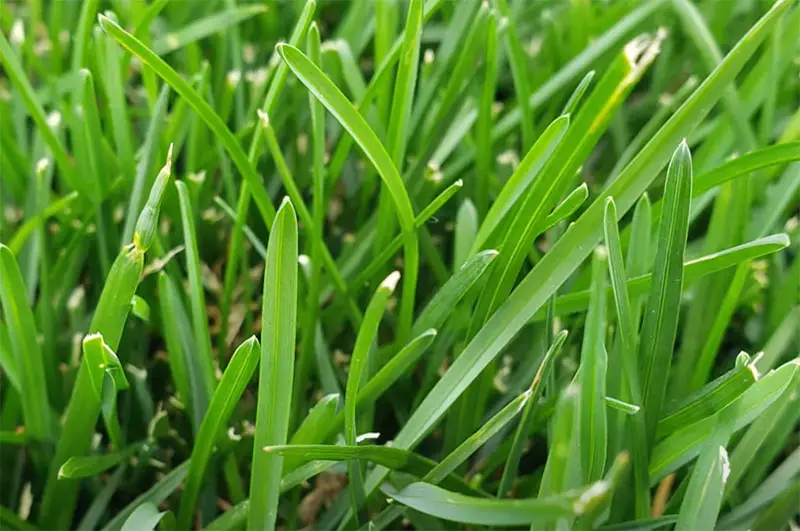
[639,141,692,445]
[178,337,260,530]
[248,200,298,531]
[58,444,142,480]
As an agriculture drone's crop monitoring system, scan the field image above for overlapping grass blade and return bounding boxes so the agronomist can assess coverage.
[178,336,259,529]
[58,444,142,480]
[248,200,298,531]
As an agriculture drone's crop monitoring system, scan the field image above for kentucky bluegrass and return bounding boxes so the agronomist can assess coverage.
[0,1,798,530]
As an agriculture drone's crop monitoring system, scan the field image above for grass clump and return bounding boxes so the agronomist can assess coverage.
[0,1,798,530]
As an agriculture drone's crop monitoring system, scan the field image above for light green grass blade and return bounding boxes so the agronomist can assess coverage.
[474,9,499,215]
[639,141,692,445]
[539,384,580,497]
[454,199,478,270]
[471,114,570,254]
[345,271,400,522]
[178,336,259,530]
[541,183,589,232]
[248,200,298,531]
[657,352,758,439]
[99,15,276,228]
[277,42,419,342]
[58,443,142,480]
[0,244,53,440]
[360,2,788,505]
[383,454,628,527]
[82,333,129,448]
[579,248,609,483]
[264,445,478,496]
[498,330,568,497]
[649,359,798,483]
[120,503,167,531]
[413,250,497,336]
[675,407,736,531]
[41,150,172,528]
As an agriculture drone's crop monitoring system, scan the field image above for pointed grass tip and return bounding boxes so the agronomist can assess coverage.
[164,143,174,176]
[380,271,401,293]
[257,108,270,128]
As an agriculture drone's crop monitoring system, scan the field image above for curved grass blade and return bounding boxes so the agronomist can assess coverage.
[470,115,570,255]
[98,15,276,229]
[276,42,419,342]
[248,200,298,531]
[58,443,143,480]
[383,454,628,527]
[345,271,400,522]
[498,330,568,497]
[0,245,53,440]
[120,503,167,531]
[412,250,497,337]
[178,337,260,530]
[639,141,692,445]
[542,183,589,232]
[649,359,798,483]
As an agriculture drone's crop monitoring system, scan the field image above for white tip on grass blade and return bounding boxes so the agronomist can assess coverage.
[380,271,401,292]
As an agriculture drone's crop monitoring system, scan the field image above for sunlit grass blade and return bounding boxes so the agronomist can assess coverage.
[639,141,692,445]
[120,503,167,531]
[178,336,259,530]
[498,330,568,497]
[248,199,298,531]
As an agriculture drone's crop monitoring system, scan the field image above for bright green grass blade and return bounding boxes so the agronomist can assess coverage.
[605,397,640,415]
[101,461,189,531]
[120,503,166,531]
[77,69,109,203]
[99,15,276,229]
[675,407,736,531]
[498,330,568,497]
[550,233,790,319]
[496,0,534,149]
[58,443,142,480]
[470,114,570,254]
[649,359,798,483]
[0,244,53,440]
[0,30,73,182]
[412,250,497,337]
[382,454,628,527]
[151,5,267,55]
[286,393,340,472]
[248,200,298,531]
[277,42,418,342]
[454,199,478,270]
[178,336,259,530]
[359,2,788,505]
[579,248,609,483]
[102,21,134,184]
[175,181,217,400]
[264,445,479,496]
[345,271,400,522]
[541,183,589,232]
[639,141,692,445]
[657,352,758,439]
[562,70,596,115]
